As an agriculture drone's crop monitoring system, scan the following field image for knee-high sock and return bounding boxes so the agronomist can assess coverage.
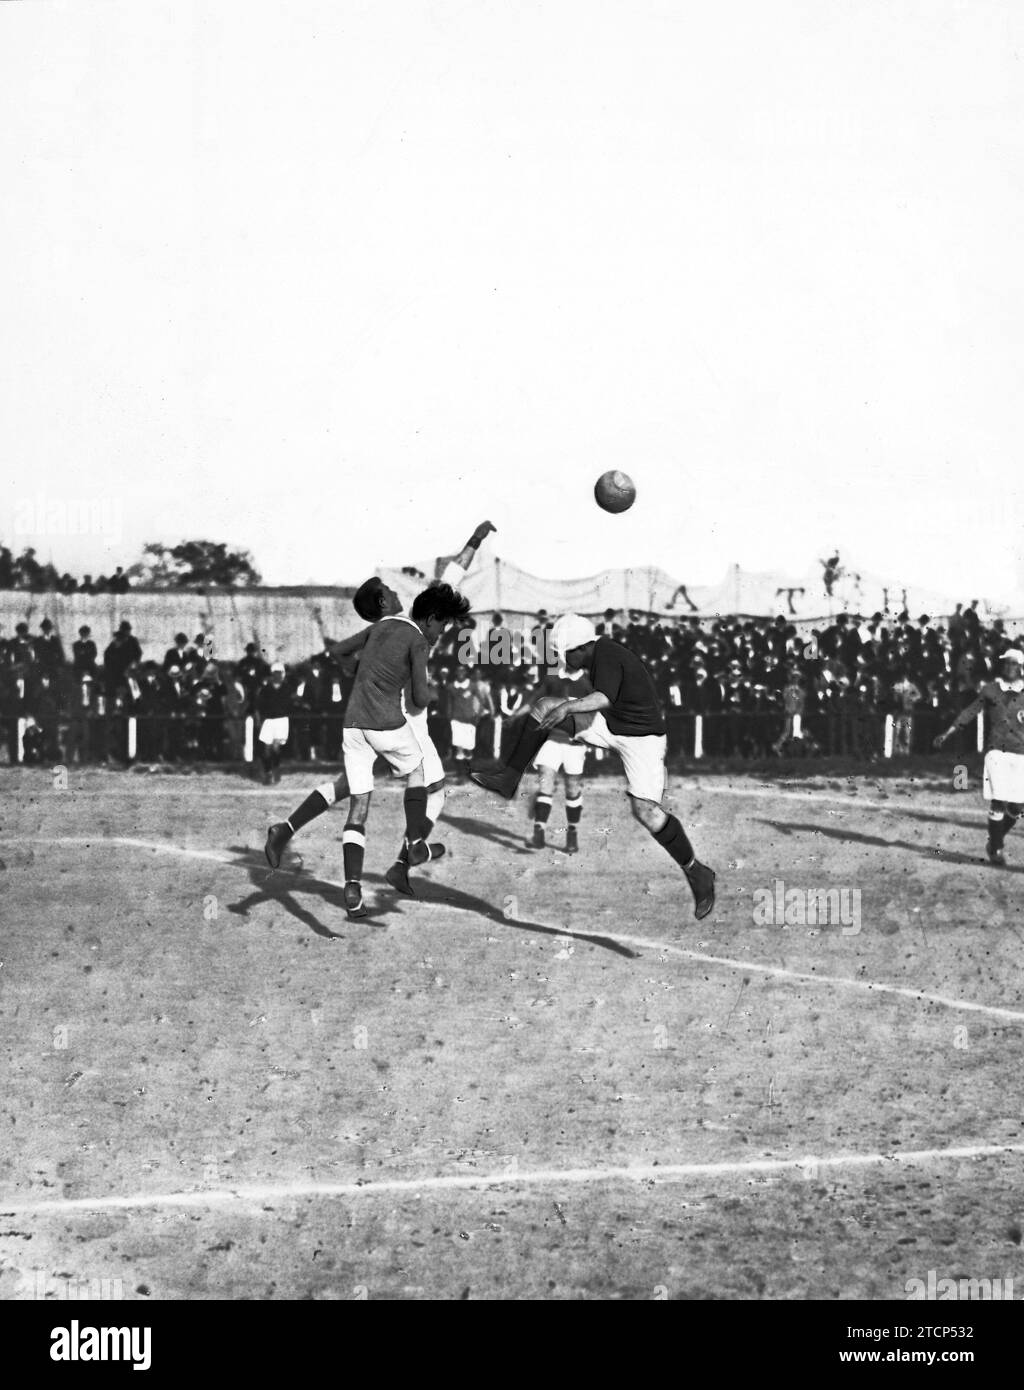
[653,814,696,871]
[404,787,429,844]
[989,811,1010,849]
[533,794,552,825]
[507,715,551,774]
[286,781,336,834]
[565,796,582,825]
[397,815,435,865]
[342,824,365,882]
[397,785,447,861]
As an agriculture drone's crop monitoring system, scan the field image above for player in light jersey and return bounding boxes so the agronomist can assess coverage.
[338,581,471,917]
[934,648,1024,865]
[527,663,592,852]
[264,520,494,871]
[471,613,716,920]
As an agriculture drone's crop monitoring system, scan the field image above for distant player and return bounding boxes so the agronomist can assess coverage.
[264,521,494,869]
[934,647,1024,866]
[339,582,471,917]
[255,662,292,784]
[471,614,716,919]
[527,661,592,852]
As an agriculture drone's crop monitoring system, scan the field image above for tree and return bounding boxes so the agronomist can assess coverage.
[128,540,262,589]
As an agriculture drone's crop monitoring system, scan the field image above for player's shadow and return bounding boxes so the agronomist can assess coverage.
[440,811,534,855]
[760,819,1024,874]
[386,871,639,959]
[222,844,391,936]
[880,806,998,834]
[219,842,637,957]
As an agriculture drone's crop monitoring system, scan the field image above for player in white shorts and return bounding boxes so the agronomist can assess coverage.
[472,614,716,920]
[528,665,592,852]
[265,521,494,870]
[255,662,292,784]
[935,648,1024,866]
[337,582,471,917]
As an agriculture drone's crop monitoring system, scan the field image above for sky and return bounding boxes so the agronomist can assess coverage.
[1,0,1022,599]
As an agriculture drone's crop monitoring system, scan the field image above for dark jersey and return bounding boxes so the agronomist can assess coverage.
[587,636,665,737]
[345,616,428,731]
[955,680,1024,756]
[256,682,293,719]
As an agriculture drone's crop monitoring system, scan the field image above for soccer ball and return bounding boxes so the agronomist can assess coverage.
[594,470,636,513]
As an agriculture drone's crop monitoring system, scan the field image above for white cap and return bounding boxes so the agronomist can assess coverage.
[1002,648,1024,664]
[550,613,597,661]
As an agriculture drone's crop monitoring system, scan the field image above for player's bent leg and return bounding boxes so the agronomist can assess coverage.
[403,761,435,867]
[471,698,570,799]
[628,794,716,922]
[265,777,347,868]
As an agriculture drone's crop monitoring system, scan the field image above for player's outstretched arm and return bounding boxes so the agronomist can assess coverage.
[934,692,985,747]
[436,520,497,581]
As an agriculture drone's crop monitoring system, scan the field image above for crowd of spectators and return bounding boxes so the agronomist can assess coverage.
[0,600,1016,767]
[0,544,132,594]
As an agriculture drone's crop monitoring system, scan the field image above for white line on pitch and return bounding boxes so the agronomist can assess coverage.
[686,781,945,815]
[6,837,1022,1024]
[601,933,1024,1023]
[3,1141,1024,1217]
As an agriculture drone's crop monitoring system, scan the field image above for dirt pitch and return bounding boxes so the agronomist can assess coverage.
[2,764,1024,1301]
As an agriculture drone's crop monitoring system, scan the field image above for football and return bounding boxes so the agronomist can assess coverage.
[594,469,636,513]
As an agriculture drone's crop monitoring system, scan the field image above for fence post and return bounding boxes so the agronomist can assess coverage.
[244,717,254,763]
[977,712,984,754]
[127,717,137,762]
[493,715,502,760]
[883,714,894,758]
[694,714,703,760]
[17,717,26,763]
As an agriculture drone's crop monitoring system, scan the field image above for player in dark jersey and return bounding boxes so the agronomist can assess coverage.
[264,520,494,869]
[526,663,592,852]
[338,582,471,917]
[472,614,715,919]
[935,648,1024,865]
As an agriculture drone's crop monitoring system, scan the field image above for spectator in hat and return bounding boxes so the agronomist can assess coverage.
[103,622,142,696]
[163,632,194,673]
[10,622,34,667]
[73,626,98,678]
[33,617,65,671]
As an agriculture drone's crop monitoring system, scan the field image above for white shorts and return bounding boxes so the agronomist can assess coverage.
[450,719,477,752]
[983,750,1024,805]
[534,740,587,776]
[575,713,666,803]
[406,708,444,786]
[343,724,424,796]
[258,717,289,746]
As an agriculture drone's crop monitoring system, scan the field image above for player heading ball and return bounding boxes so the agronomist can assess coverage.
[471,613,716,920]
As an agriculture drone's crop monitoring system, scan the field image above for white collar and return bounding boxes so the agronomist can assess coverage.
[996,677,1024,693]
[380,614,421,631]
